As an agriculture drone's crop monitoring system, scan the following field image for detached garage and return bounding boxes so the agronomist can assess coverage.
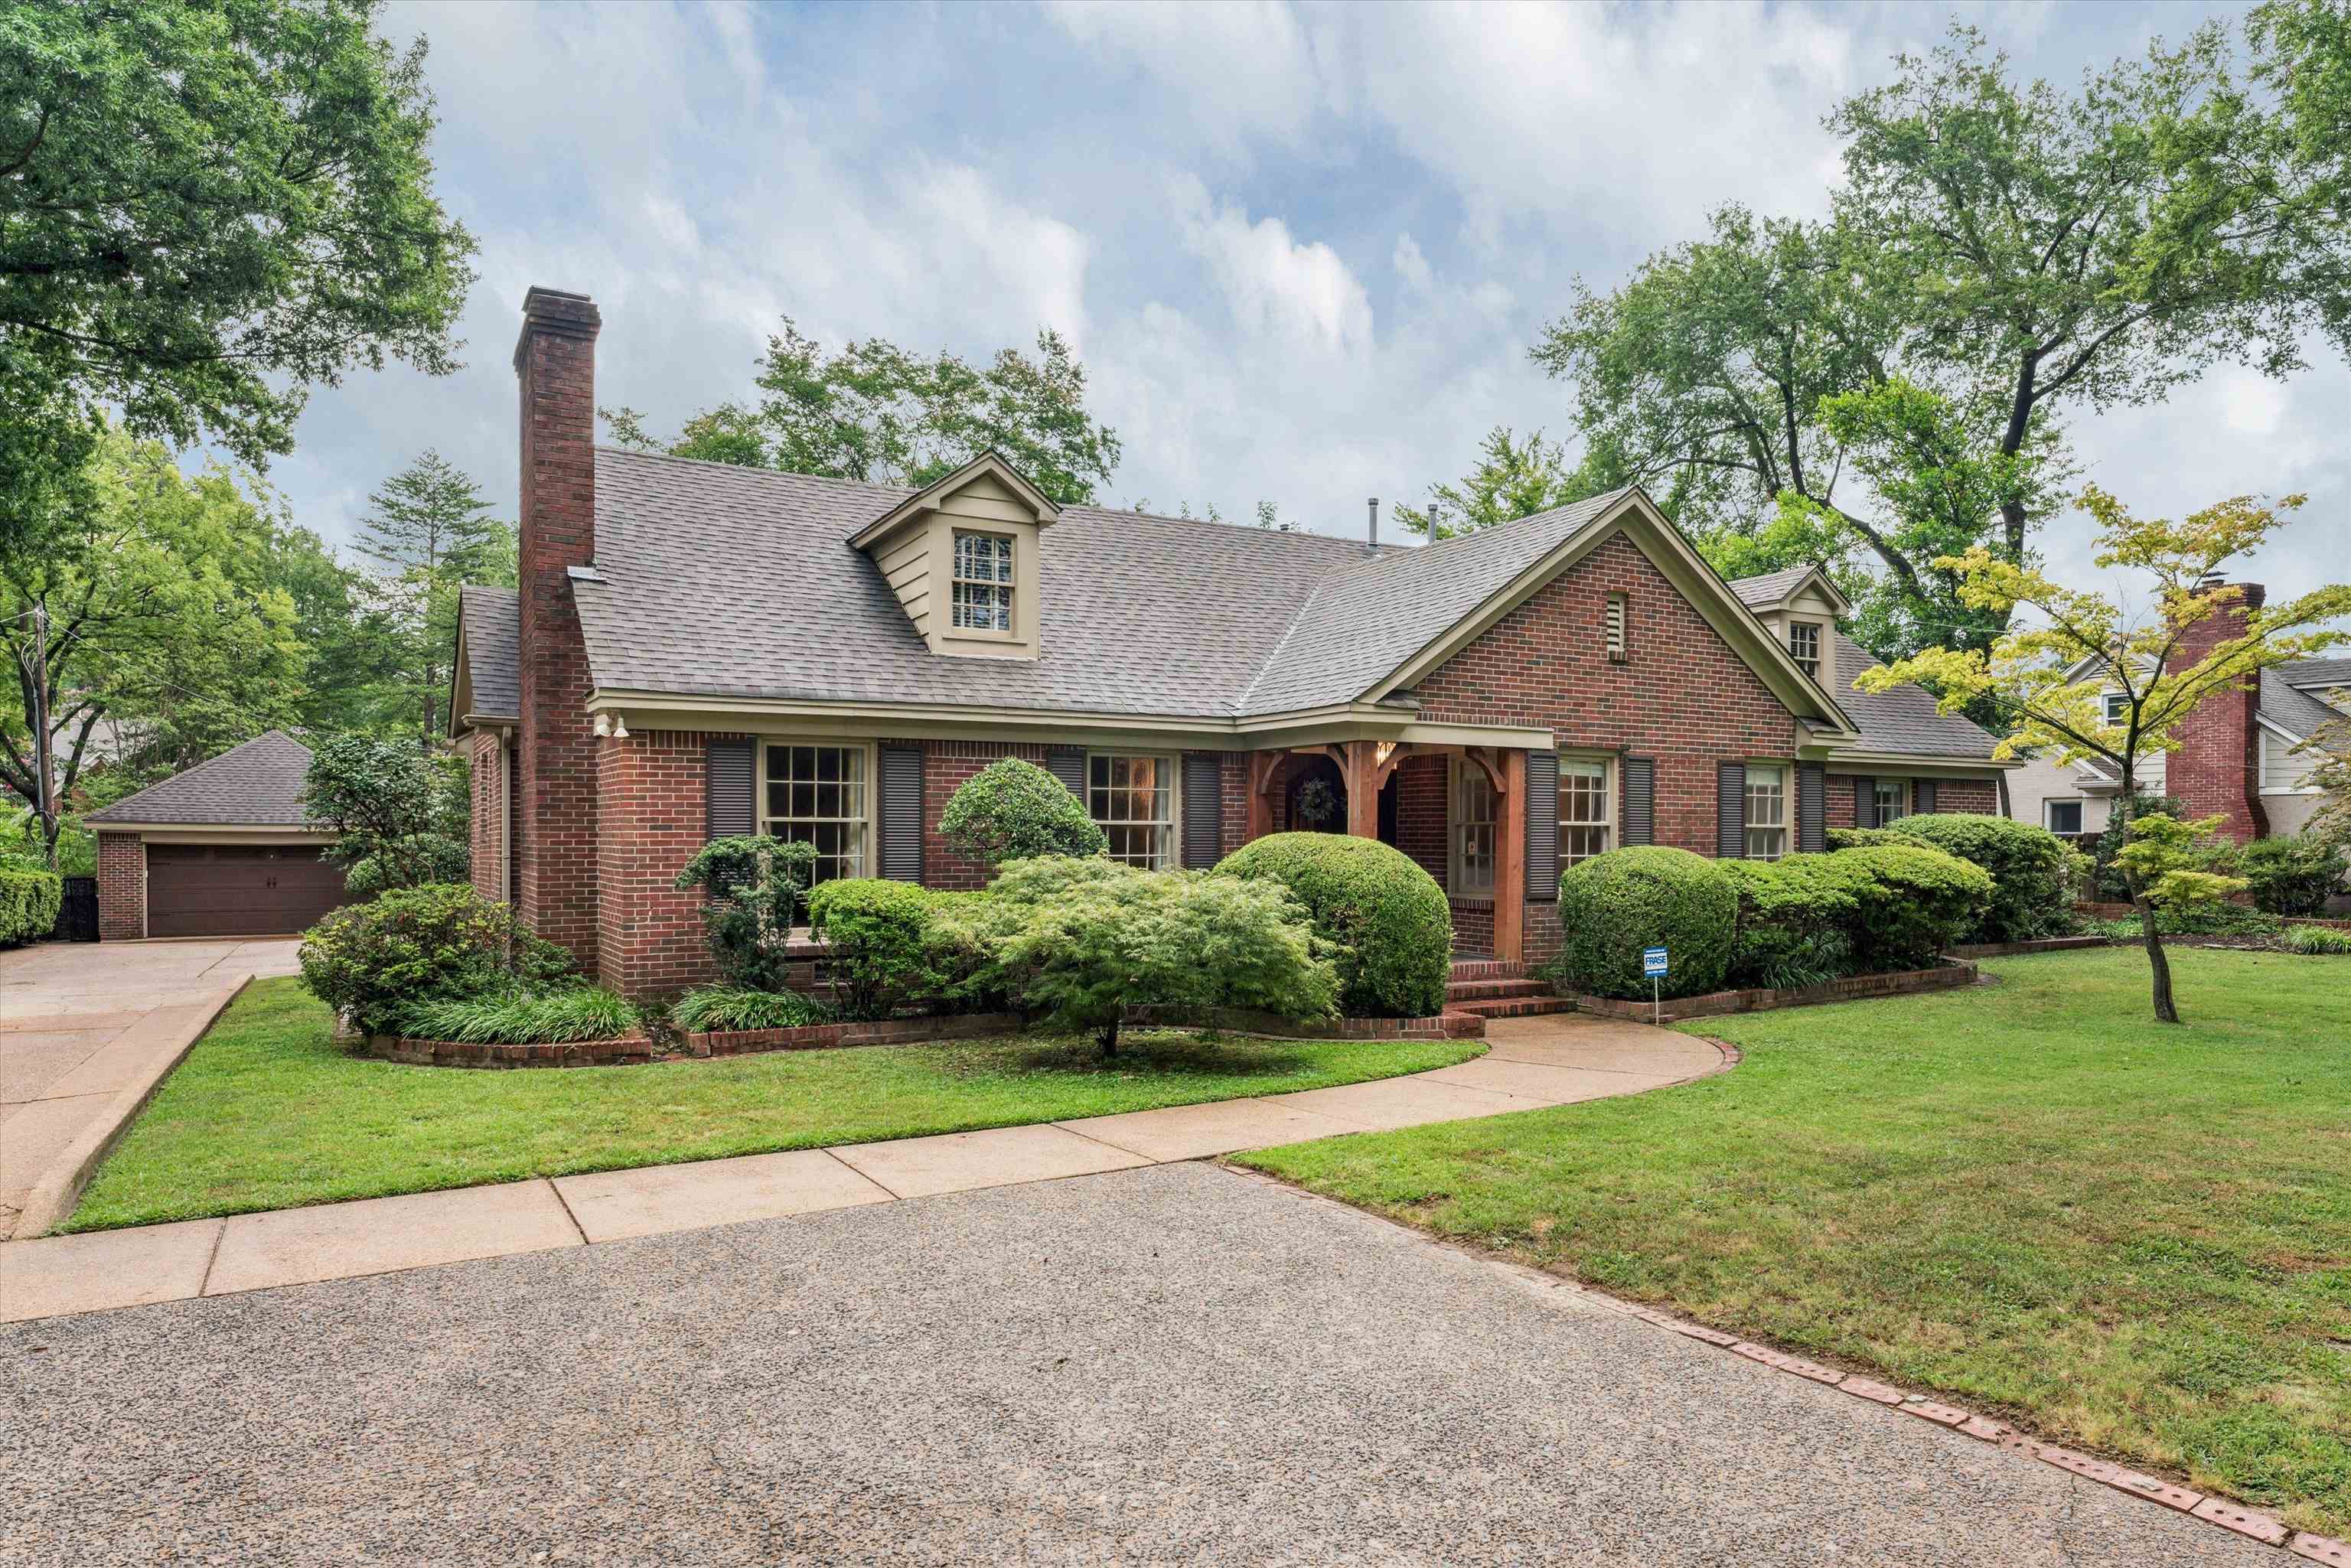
[84,731,355,940]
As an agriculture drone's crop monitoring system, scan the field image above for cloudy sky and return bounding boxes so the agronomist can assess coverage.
[265,0,2346,615]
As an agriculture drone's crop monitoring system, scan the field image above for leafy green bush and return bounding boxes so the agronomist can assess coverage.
[302,732,471,896]
[2083,904,2283,940]
[1214,833,1450,1017]
[1723,856,1869,989]
[975,864,1335,1055]
[1544,846,1737,1000]
[2236,836,2347,917]
[1833,843,1994,970]
[673,836,817,990]
[807,877,953,1021]
[2090,791,2184,900]
[937,758,1107,868]
[668,985,833,1033]
[0,866,63,945]
[298,882,572,1033]
[1825,827,1916,849]
[2280,923,2351,955]
[1882,813,2077,943]
[395,987,640,1044]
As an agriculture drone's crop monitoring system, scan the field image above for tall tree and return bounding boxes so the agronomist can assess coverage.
[602,318,1122,507]
[352,451,514,748]
[1857,487,2349,1023]
[1393,426,1632,542]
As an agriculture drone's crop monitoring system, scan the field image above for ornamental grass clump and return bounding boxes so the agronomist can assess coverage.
[668,986,833,1034]
[1213,834,1449,1017]
[395,987,640,1045]
[1544,846,1736,1000]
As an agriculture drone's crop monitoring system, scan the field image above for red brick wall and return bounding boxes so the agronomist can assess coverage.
[2167,583,2268,844]
[1218,751,1249,860]
[1417,530,1805,854]
[1393,754,1448,885]
[1933,779,2000,817]
[596,730,721,998]
[514,288,603,972]
[96,832,143,941]
[468,729,504,903]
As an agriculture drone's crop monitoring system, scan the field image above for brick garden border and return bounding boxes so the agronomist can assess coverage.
[1945,935,2115,959]
[362,1006,1482,1069]
[1567,960,1978,1023]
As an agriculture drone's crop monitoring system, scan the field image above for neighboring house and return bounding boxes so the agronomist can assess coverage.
[83,730,353,940]
[2007,596,2348,843]
[450,288,2011,997]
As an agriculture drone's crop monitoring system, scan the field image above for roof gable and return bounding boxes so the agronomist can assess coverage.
[452,585,520,734]
[83,730,321,828]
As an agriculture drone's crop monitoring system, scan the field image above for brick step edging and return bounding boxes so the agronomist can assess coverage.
[1567,960,1978,1024]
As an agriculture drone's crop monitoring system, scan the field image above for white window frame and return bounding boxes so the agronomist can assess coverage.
[1087,751,1180,869]
[1789,621,1821,680]
[951,530,1016,634]
[2103,691,2131,727]
[1746,762,1789,861]
[757,741,874,887]
[1873,777,1909,828]
[2044,799,2085,835]
[1451,756,1498,897]
[1559,753,1612,864]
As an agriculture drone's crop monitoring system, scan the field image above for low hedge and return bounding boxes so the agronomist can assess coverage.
[1875,813,2076,943]
[807,877,954,1021]
[298,882,572,1034]
[1544,846,1736,1000]
[1215,833,1450,1017]
[0,866,62,946]
[1832,843,1994,970]
[2235,836,2348,917]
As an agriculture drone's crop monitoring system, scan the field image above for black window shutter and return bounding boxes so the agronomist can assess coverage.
[879,744,924,882]
[1622,758,1655,846]
[1524,749,1559,901]
[1915,778,1937,814]
[1854,774,1876,830]
[1182,753,1223,869]
[1045,747,1088,801]
[1797,761,1825,853]
[706,739,755,841]
[1717,762,1747,859]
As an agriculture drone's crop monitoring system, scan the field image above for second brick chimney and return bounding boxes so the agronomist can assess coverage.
[2167,579,2269,845]
[514,286,603,970]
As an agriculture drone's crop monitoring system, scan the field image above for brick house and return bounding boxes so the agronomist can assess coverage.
[450,288,2012,997]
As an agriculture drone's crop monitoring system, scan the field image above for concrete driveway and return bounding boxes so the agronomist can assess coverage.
[0,1161,2264,1566]
[0,939,300,1236]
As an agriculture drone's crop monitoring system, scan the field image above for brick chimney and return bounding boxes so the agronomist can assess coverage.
[2167,579,2268,845]
[514,286,602,970]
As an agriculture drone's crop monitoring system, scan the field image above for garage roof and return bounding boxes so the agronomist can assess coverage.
[83,730,321,829]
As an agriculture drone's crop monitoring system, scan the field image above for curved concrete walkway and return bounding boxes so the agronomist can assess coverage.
[0,1012,1725,1324]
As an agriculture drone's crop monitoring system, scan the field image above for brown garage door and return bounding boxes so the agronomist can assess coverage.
[145,845,354,938]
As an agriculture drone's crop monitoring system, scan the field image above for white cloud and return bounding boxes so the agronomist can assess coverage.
[1045,0,1329,151]
[1392,233,1433,294]
[1174,177,1372,357]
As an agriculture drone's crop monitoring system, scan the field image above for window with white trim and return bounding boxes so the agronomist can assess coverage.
[1560,756,1612,863]
[761,744,869,885]
[2103,691,2131,727]
[2046,800,2084,835]
[1453,760,1497,895]
[1789,621,1821,679]
[1873,778,1908,827]
[951,531,1014,632]
[1746,764,1788,860]
[1088,753,1176,868]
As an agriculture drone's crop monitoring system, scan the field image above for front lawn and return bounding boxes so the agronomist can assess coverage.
[68,976,1481,1232]
[1238,946,2351,1535]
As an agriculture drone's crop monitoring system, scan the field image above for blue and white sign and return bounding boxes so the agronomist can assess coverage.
[1642,946,1669,978]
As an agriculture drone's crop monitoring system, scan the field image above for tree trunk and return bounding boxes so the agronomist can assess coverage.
[2115,783,2181,1025]
[1096,1019,1120,1059]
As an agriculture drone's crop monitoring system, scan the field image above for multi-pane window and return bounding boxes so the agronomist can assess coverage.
[1089,754,1176,868]
[951,532,1013,631]
[2046,800,2084,836]
[1873,778,1908,827]
[1746,764,1788,860]
[2103,691,2130,727]
[1453,761,1498,895]
[1560,757,1611,863]
[1789,621,1821,679]
[761,745,867,885]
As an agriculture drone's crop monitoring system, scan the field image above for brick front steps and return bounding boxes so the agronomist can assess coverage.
[1445,958,1577,1021]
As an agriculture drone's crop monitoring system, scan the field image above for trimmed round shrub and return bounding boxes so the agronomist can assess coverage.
[1825,826,1915,850]
[937,758,1108,868]
[1214,833,1449,1017]
[0,866,63,946]
[807,877,954,1021]
[1831,843,1994,970]
[1544,846,1736,1001]
[297,882,572,1034]
[1880,813,2075,943]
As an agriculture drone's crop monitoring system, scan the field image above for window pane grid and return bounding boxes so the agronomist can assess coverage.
[1089,755,1174,868]
[1746,765,1787,861]
[761,745,867,885]
[1789,622,1820,677]
[952,533,1013,631]
[1559,757,1611,863]
[1456,765,1497,894]
[1874,780,1907,827]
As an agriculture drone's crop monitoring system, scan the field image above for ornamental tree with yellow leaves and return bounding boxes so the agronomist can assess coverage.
[1855,485,2350,1024]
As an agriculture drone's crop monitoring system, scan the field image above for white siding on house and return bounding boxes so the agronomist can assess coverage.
[2261,727,2320,794]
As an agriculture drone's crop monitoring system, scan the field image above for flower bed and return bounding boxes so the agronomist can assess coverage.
[1568,960,1978,1023]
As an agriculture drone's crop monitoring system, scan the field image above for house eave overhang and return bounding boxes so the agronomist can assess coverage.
[81,823,337,841]
[1739,565,1854,618]
[1821,750,2021,774]
[1362,489,1864,742]
[2255,712,2307,746]
[846,450,1062,553]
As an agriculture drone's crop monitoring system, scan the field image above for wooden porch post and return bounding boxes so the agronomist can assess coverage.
[1495,748,1526,964]
[1344,740,1380,839]
[1244,751,1279,843]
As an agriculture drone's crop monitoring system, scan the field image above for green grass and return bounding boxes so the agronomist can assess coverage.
[65,977,1479,1234]
[1239,947,2351,1534]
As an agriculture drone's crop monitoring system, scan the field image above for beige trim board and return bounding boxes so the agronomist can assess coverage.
[1824,755,2020,776]
[82,826,339,844]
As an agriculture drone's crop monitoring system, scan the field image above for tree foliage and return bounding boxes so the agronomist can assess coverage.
[351,450,514,747]
[1393,426,1629,542]
[298,732,468,898]
[937,758,1108,868]
[673,836,818,992]
[603,318,1121,506]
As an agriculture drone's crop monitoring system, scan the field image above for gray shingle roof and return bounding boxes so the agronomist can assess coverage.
[458,585,520,719]
[1725,566,1815,608]
[1829,633,2001,759]
[83,730,320,827]
[2280,655,2351,696]
[2261,667,2340,738]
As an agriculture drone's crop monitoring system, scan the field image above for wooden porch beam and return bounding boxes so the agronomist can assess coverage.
[1495,748,1526,963]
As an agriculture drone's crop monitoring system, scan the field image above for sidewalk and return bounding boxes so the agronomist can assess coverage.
[1,1014,1728,1323]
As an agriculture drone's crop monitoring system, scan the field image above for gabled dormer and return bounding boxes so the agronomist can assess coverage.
[1738,565,1850,696]
[848,451,1059,660]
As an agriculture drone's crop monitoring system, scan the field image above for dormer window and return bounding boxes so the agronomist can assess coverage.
[1789,622,1821,679]
[952,532,1014,632]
